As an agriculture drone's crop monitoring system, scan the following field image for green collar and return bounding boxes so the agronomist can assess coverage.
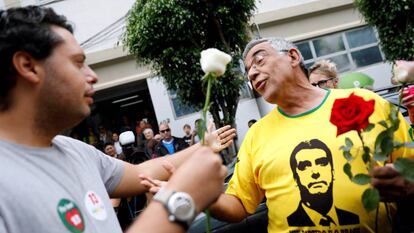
[277,89,331,118]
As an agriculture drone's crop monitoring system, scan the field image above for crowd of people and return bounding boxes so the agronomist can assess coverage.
[73,118,205,162]
[1,5,414,233]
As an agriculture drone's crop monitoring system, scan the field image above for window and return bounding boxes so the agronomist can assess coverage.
[169,91,198,119]
[295,26,384,73]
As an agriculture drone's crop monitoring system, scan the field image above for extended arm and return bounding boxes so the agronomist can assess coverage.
[209,193,250,222]
[111,125,236,198]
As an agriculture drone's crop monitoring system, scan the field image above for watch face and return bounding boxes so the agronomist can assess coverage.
[168,192,195,222]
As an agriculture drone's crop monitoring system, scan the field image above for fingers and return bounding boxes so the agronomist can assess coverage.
[139,174,164,188]
[215,125,231,135]
[219,140,234,151]
[371,165,400,179]
[220,130,236,142]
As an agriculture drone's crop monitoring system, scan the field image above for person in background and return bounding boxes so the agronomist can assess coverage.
[154,123,188,157]
[182,124,192,146]
[309,60,339,89]
[112,132,123,155]
[191,119,202,145]
[143,128,156,158]
[247,119,257,128]
[104,142,122,159]
[154,133,162,141]
[143,128,154,140]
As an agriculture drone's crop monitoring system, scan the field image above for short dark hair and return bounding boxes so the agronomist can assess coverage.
[0,6,73,111]
[290,139,333,181]
[104,142,114,148]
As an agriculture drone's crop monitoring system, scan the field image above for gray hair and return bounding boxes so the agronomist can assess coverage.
[143,128,153,134]
[242,37,307,76]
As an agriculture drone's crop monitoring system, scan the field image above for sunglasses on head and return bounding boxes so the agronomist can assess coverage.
[160,128,171,133]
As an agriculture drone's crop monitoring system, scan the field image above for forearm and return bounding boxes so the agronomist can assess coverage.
[141,143,201,178]
[126,201,185,233]
[111,144,202,197]
[209,194,249,223]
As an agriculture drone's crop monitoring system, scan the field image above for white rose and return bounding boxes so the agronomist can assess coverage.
[393,60,414,83]
[200,48,232,76]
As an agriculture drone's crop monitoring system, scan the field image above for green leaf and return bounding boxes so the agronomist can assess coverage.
[339,145,350,152]
[362,188,380,212]
[352,173,371,185]
[196,119,206,141]
[362,146,370,164]
[379,134,394,155]
[343,163,353,180]
[373,151,389,162]
[345,137,353,147]
[378,120,388,128]
[343,150,353,161]
[394,157,414,182]
[364,123,375,132]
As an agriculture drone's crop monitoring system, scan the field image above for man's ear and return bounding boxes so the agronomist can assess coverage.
[288,48,302,68]
[12,51,42,84]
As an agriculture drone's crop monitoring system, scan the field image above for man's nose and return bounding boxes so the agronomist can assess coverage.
[247,65,259,81]
[85,65,98,84]
[311,172,320,179]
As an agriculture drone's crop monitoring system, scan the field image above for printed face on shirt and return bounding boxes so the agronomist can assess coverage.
[294,148,333,195]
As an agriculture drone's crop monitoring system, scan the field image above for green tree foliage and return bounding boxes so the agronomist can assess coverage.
[124,0,256,127]
[354,0,414,61]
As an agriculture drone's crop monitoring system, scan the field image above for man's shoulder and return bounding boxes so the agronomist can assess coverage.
[330,88,382,100]
[53,135,98,153]
[335,207,360,225]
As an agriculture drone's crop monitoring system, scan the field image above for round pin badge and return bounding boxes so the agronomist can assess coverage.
[84,191,107,221]
[57,199,85,233]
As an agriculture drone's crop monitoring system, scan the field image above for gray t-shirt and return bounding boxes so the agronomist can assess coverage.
[0,136,124,233]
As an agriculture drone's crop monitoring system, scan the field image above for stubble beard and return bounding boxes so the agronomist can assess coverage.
[34,66,89,136]
[298,180,334,216]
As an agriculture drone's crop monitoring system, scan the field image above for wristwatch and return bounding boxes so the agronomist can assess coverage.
[153,188,197,229]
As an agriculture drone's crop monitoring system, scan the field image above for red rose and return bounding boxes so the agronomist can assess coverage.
[330,93,375,136]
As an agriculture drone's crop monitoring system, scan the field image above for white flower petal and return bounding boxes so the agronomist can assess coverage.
[200,48,232,77]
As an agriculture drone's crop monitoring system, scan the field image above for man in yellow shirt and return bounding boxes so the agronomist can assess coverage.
[209,37,414,233]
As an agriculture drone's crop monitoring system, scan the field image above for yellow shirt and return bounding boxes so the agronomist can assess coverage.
[226,88,414,233]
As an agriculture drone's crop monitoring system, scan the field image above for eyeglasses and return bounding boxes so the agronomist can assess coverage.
[311,77,335,88]
[246,49,289,81]
[160,128,171,133]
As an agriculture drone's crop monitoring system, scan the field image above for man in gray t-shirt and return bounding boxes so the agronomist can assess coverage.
[0,6,236,233]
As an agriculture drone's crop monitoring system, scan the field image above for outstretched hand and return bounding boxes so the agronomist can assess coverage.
[140,161,175,194]
[204,123,236,153]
